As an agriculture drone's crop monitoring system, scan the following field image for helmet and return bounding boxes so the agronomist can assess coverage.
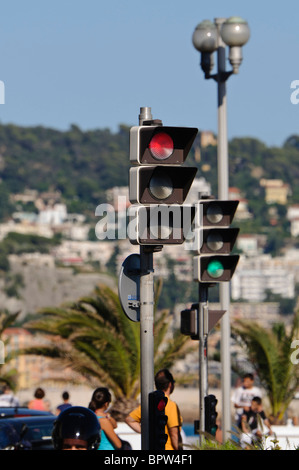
[52,406,101,450]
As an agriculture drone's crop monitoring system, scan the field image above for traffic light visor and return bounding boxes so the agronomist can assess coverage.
[193,254,240,282]
[196,227,240,254]
[196,200,239,227]
[130,126,198,164]
[128,204,196,245]
[129,166,197,204]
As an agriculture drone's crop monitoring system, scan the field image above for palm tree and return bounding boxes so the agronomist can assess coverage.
[231,305,299,422]
[0,310,22,390]
[24,283,194,418]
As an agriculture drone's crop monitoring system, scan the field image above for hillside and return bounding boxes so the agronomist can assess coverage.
[0,122,299,246]
[0,123,131,219]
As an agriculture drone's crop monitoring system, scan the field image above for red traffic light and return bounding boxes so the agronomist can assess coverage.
[157,399,167,412]
[148,132,174,160]
[130,126,198,165]
[148,390,168,450]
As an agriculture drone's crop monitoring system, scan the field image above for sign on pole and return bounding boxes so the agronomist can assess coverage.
[118,253,140,322]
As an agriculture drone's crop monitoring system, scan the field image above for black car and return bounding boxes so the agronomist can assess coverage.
[0,406,53,419]
[0,415,56,450]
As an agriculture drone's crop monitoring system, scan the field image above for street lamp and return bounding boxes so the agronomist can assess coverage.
[192,20,217,77]
[220,17,250,73]
[192,17,250,76]
[192,16,250,443]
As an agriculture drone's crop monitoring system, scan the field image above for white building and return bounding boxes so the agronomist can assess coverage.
[287,204,299,237]
[52,240,116,268]
[231,255,295,302]
[37,203,67,225]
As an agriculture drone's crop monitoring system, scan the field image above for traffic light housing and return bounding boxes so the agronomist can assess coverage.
[148,390,168,450]
[193,199,240,283]
[180,303,226,338]
[180,305,198,339]
[129,166,197,205]
[205,394,218,436]
[128,204,195,245]
[130,126,198,165]
[129,124,198,245]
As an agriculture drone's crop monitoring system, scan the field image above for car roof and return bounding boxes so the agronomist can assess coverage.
[0,407,53,418]
[0,415,56,424]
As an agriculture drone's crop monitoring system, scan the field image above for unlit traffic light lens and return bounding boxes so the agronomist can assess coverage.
[149,132,174,160]
[206,232,224,252]
[207,259,224,278]
[149,169,173,200]
[206,204,224,224]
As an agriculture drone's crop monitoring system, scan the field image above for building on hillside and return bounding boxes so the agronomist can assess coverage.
[236,234,267,256]
[231,255,295,302]
[229,187,252,220]
[287,204,299,237]
[260,179,291,205]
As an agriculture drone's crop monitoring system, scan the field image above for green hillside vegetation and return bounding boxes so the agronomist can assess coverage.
[0,122,298,249]
[0,123,130,218]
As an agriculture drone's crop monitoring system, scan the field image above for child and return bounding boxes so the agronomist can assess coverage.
[240,396,273,448]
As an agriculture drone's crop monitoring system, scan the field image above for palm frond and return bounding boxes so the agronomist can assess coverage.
[232,308,299,421]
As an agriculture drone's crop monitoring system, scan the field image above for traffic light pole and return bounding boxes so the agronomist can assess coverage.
[198,282,209,444]
[216,18,232,442]
[140,245,155,450]
[130,107,197,449]
[138,107,156,451]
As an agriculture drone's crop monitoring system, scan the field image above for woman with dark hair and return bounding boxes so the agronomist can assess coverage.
[88,387,122,450]
[28,387,51,411]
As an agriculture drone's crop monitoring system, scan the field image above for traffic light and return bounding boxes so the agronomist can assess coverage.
[180,305,198,339]
[193,199,240,283]
[204,394,218,436]
[148,390,168,450]
[128,204,195,245]
[130,126,198,165]
[129,124,198,245]
[180,303,226,338]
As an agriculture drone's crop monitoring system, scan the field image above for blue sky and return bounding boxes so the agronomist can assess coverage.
[0,0,298,147]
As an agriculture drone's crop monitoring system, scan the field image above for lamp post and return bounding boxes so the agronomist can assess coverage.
[192,17,250,442]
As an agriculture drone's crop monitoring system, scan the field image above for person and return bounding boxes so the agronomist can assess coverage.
[240,396,273,448]
[0,384,20,407]
[52,406,101,450]
[28,387,51,411]
[88,387,122,450]
[56,391,72,415]
[231,373,262,426]
[125,369,183,450]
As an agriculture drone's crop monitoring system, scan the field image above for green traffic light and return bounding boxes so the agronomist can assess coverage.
[207,259,224,278]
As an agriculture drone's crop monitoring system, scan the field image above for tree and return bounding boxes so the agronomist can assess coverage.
[231,305,299,422]
[24,283,193,419]
[0,310,22,390]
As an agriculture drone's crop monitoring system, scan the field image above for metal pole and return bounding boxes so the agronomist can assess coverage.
[138,107,155,450]
[215,18,232,442]
[140,246,155,450]
[198,283,208,444]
